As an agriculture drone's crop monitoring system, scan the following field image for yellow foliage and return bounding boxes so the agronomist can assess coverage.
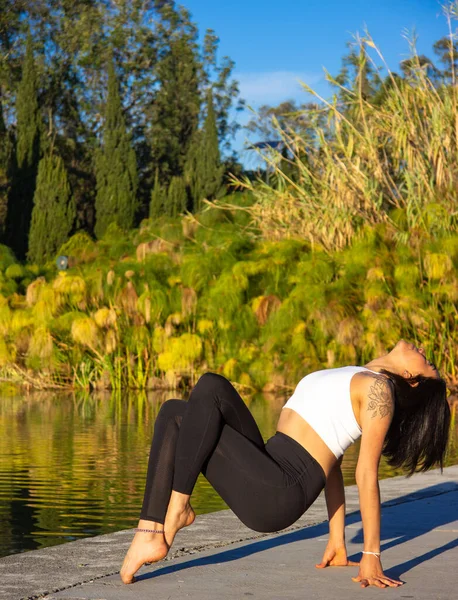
[130,325,150,350]
[117,281,138,316]
[291,321,308,354]
[366,267,386,281]
[239,372,253,389]
[326,347,336,367]
[157,334,203,373]
[0,337,11,366]
[364,281,388,311]
[26,277,47,307]
[71,317,99,348]
[167,275,182,287]
[293,322,306,335]
[251,295,281,325]
[423,253,453,280]
[217,318,230,330]
[10,310,34,333]
[94,307,117,328]
[53,273,87,305]
[153,327,166,353]
[144,296,151,323]
[107,270,116,286]
[86,270,105,304]
[197,319,213,334]
[338,343,357,363]
[164,312,182,336]
[394,264,420,289]
[0,299,11,336]
[28,327,54,361]
[251,296,263,313]
[223,358,239,381]
[182,287,197,317]
[238,343,257,363]
[104,329,117,354]
[428,281,458,301]
[32,286,60,323]
[337,317,364,345]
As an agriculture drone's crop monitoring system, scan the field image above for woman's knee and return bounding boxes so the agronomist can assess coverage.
[194,372,231,395]
[156,399,187,422]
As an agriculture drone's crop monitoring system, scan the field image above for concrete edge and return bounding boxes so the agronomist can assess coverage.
[0,465,456,600]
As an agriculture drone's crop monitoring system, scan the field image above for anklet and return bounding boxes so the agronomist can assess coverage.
[362,551,381,557]
[134,528,165,534]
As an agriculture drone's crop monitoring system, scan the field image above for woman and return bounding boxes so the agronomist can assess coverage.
[120,339,450,588]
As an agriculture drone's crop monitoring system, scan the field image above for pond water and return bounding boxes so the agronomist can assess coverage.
[1,389,457,558]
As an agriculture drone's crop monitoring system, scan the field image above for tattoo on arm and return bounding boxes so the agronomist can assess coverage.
[367,377,393,419]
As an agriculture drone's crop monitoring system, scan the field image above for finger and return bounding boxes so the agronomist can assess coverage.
[383,577,404,587]
[347,560,360,566]
[351,576,361,582]
[315,562,328,569]
[372,580,386,588]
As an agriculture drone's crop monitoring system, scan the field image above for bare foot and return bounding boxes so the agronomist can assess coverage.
[164,503,195,549]
[120,531,168,584]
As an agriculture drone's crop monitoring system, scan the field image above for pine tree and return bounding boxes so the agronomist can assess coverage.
[94,54,138,239]
[5,32,43,258]
[166,176,187,218]
[186,88,224,212]
[27,153,76,264]
[0,99,13,239]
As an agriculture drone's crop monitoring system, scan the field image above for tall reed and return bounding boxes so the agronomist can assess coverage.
[236,30,458,251]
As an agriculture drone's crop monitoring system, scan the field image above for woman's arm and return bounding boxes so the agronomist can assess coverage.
[316,456,360,568]
[325,455,345,543]
[353,374,402,588]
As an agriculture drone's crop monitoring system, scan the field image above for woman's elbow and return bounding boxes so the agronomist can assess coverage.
[355,467,379,487]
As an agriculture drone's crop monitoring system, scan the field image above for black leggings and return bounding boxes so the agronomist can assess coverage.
[140,373,326,533]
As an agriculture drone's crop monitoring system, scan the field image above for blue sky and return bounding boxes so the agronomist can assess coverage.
[184,0,451,162]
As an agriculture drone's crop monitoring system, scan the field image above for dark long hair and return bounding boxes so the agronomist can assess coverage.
[380,369,451,477]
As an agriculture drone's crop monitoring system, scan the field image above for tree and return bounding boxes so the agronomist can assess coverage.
[148,3,201,189]
[149,169,166,218]
[166,176,187,218]
[332,40,382,107]
[5,32,43,259]
[94,53,138,239]
[0,2,243,229]
[433,36,458,83]
[400,54,439,83]
[201,29,243,151]
[27,152,75,264]
[0,98,13,238]
[186,88,223,212]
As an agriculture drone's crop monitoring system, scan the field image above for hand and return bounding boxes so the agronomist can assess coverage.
[351,554,403,588]
[315,540,359,568]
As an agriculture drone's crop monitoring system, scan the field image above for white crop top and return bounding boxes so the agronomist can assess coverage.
[282,366,378,459]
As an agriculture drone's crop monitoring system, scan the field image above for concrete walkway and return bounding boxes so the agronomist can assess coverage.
[1,466,457,600]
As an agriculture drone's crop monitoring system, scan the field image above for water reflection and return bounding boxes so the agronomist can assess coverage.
[0,390,456,558]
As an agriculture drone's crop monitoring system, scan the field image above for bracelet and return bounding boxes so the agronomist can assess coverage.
[362,551,381,557]
[134,528,165,534]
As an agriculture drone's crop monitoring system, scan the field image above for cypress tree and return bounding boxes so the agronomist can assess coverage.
[5,32,43,258]
[149,4,201,193]
[94,55,138,239]
[149,170,166,219]
[167,176,187,218]
[0,99,13,239]
[186,88,224,212]
[27,153,75,265]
